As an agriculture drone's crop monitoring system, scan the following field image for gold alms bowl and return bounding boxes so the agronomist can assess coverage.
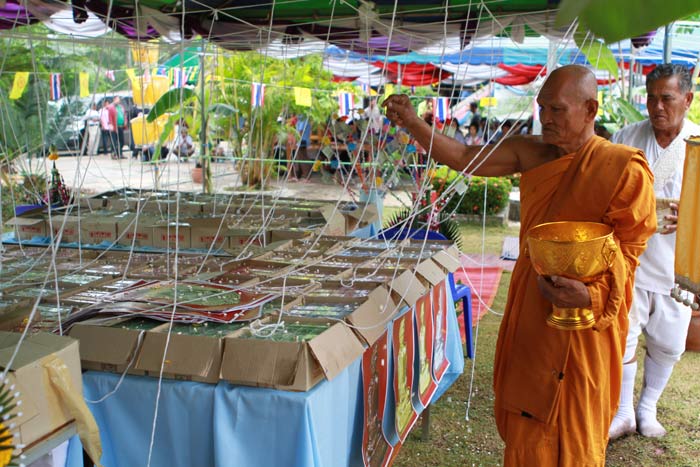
[527,221,616,283]
[527,221,617,331]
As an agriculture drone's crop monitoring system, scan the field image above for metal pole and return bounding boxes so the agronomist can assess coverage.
[663,23,672,64]
[199,39,207,193]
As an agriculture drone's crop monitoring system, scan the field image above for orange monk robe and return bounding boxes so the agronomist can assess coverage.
[493,136,656,466]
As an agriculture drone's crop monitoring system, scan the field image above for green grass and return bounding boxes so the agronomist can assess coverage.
[393,223,700,467]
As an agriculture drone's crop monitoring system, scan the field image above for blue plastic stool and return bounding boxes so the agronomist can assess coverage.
[448,271,474,359]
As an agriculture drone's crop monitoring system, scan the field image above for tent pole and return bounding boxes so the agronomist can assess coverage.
[200,39,207,193]
[663,23,672,64]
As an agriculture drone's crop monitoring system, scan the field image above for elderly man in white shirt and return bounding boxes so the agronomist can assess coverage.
[609,64,700,440]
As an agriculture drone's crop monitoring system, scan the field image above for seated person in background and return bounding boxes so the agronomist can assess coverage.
[171,125,195,161]
[141,144,169,162]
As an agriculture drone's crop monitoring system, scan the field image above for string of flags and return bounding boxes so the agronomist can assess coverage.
[337,92,354,118]
[250,82,265,108]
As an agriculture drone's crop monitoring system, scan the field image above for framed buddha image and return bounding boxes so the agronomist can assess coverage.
[413,293,438,409]
[361,332,393,467]
[432,280,451,383]
[392,309,418,442]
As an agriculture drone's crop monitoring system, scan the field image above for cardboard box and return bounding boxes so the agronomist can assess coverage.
[80,215,118,244]
[48,215,80,244]
[189,219,230,250]
[345,286,399,345]
[133,329,222,383]
[221,317,365,391]
[117,214,155,247]
[390,269,427,308]
[69,320,148,374]
[321,204,378,235]
[152,222,191,249]
[6,217,46,241]
[0,332,82,447]
[227,228,270,248]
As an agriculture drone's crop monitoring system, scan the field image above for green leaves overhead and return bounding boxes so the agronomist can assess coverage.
[574,31,619,78]
[557,0,700,43]
[147,87,196,122]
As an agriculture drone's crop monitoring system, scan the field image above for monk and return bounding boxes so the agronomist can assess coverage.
[383,65,656,466]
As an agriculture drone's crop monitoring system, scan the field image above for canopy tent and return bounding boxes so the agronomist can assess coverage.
[0,0,567,50]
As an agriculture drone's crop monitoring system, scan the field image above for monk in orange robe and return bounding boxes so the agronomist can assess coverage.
[384,65,656,465]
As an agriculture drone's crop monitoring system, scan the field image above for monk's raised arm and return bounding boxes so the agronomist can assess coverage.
[382,94,523,175]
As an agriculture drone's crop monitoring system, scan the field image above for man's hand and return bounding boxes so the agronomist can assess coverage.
[382,94,419,128]
[536,275,592,308]
[660,202,679,235]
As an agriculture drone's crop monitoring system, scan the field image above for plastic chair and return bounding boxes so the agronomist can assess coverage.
[448,271,474,359]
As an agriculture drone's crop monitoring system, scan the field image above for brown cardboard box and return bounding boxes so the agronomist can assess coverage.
[117,214,155,247]
[390,269,427,308]
[7,217,46,241]
[189,219,230,250]
[221,317,365,391]
[320,204,378,235]
[133,330,222,383]
[69,320,148,374]
[430,247,462,273]
[48,215,81,244]
[152,222,192,249]
[0,332,81,447]
[345,286,399,345]
[80,215,118,244]
[227,228,270,248]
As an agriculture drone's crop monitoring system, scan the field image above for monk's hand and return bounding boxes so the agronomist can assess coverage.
[382,94,417,128]
[660,202,679,235]
[536,275,592,308]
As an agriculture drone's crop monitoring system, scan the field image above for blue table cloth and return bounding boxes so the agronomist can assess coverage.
[78,290,464,467]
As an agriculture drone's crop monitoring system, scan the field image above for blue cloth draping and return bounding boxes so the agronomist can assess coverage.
[80,286,463,467]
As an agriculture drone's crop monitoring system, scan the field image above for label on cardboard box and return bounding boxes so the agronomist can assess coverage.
[49,215,80,243]
[152,223,191,249]
[7,217,47,241]
[79,215,118,244]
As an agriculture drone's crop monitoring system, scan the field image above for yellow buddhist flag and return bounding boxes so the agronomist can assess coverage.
[125,68,137,82]
[385,83,396,96]
[479,96,497,107]
[130,42,159,65]
[597,91,604,116]
[294,87,312,107]
[9,72,29,100]
[79,72,90,98]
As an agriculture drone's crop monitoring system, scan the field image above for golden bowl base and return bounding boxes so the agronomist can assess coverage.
[547,306,595,331]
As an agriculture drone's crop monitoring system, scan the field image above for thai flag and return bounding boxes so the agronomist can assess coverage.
[49,73,61,100]
[360,83,370,95]
[105,70,115,81]
[433,97,449,122]
[156,66,168,77]
[338,92,354,118]
[173,67,186,88]
[410,85,416,94]
[251,82,265,108]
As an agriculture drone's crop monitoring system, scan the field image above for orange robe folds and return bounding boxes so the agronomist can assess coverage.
[493,136,656,466]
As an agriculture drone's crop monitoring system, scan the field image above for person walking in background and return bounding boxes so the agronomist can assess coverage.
[293,114,312,180]
[608,64,700,440]
[83,103,101,157]
[110,96,127,159]
[99,99,114,158]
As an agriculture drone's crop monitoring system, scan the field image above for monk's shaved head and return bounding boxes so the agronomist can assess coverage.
[544,65,598,101]
[537,65,599,152]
